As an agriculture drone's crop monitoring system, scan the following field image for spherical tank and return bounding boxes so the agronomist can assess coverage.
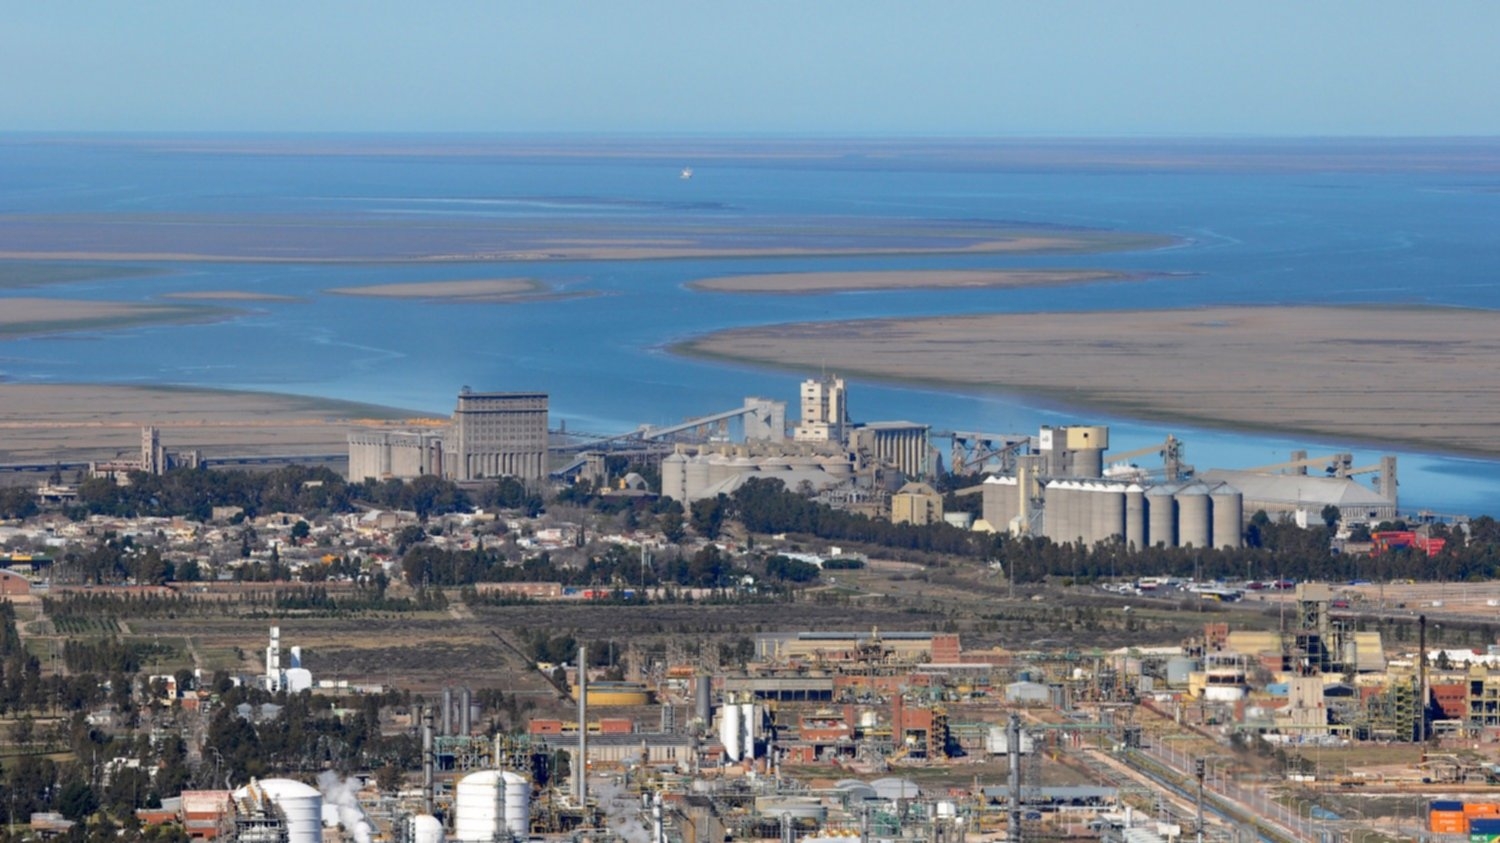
[1174,483,1211,549]
[412,815,445,843]
[683,457,710,502]
[1210,483,1244,549]
[454,770,505,843]
[502,772,530,840]
[1124,485,1146,550]
[233,779,322,843]
[1145,484,1177,549]
[1101,484,1126,544]
[661,453,686,502]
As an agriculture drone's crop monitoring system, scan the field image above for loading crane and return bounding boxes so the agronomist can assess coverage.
[1247,450,1354,476]
[1102,434,1191,481]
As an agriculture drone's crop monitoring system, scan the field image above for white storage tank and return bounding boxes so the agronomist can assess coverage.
[411,815,445,843]
[284,668,313,693]
[1175,483,1211,549]
[719,702,742,761]
[1209,483,1243,549]
[683,457,710,502]
[706,454,732,487]
[233,779,322,843]
[502,772,530,840]
[454,770,506,843]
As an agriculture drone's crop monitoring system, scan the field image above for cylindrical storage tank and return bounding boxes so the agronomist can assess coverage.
[706,454,732,487]
[233,780,322,843]
[660,452,686,501]
[1124,484,1146,550]
[502,772,530,840]
[454,771,504,843]
[411,815,445,843]
[460,688,473,736]
[1043,482,1070,543]
[442,688,453,736]
[1074,448,1104,479]
[694,676,712,723]
[1165,656,1199,686]
[1210,483,1244,549]
[1072,481,1089,544]
[284,668,313,693]
[720,702,742,761]
[1146,485,1177,548]
[1100,484,1125,544]
[1175,483,1211,548]
[683,457,710,502]
[983,478,1019,531]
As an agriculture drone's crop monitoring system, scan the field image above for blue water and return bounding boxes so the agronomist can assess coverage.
[1,137,1498,514]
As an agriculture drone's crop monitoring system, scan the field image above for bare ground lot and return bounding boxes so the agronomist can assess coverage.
[679,305,1500,458]
[0,383,432,464]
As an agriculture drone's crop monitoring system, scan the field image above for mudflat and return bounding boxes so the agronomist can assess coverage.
[328,278,544,300]
[678,305,1500,457]
[0,297,227,337]
[160,290,300,302]
[0,384,432,465]
[688,268,1131,294]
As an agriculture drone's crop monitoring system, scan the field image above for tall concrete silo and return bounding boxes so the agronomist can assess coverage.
[661,451,687,501]
[683,456,710,502]
[982,477,1019,532]
[1175,483,1212,549]
[1099,483,1126,545]
[1124,484,1146,550]
[1145,484,1177,548]
[1209,483,1244,549]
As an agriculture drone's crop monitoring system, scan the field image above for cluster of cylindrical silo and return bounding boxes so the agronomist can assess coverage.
[439,687,474,736]
[984,476,1243,549]
[661,447,856,503]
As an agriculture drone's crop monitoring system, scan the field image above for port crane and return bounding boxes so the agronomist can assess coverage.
[1103,434,1191,481]
[1248,451,1398,500]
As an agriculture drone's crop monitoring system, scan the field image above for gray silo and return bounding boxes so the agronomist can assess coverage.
[1175,483,1212,548]
[1209,483,1244,549]
[683,456,710,501]
[982,477,1020,533]
[1100,483,1126,544]
[1124,484,1146,550]
[1145,484,1177,548]
[1042,481,1067,542]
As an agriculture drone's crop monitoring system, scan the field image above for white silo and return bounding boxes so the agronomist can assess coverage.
[683,456,710,502]
[740,702,758,760]
[234,779,322,843]
[720,700,742,761]
[821,455,854,478]
[411,814,445,843]
[1124,484,1146,550]
[1209,483,1244,549]
[454,770,505,843]
[1145,484,1177,548]
[706,454,732,487]
[660,452,687,501]
[1175,483,1212,549]
[502,772,530,840]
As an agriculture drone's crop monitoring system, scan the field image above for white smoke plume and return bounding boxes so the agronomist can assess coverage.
[590,762,650,843]
[318,771,375,843]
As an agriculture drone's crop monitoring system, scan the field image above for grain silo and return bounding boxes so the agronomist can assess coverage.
[1209,482,1244,549]
[1145,484,1177,548]
[1124,484,1146,550]
[981,476,1020,532]
[683,456,710,501]
[1175,483,1212,548]
[660,452,686,501]
[1099,483,1126,544]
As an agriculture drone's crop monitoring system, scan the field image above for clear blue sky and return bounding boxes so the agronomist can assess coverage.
[4,1,1497,135]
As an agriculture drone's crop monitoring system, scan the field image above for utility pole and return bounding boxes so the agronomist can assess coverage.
[1194,758,1206,843]
[1008,714,1023,843]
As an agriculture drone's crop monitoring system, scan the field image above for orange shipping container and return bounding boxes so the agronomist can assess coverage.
[1467,804,1500,817]
[1430,811,1468,834]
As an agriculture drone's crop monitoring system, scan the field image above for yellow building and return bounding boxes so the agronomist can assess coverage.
[891,482,944,526]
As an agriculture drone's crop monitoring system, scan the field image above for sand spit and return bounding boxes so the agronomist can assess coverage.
[328,278,545,301]
[0,297,230,337]
[679,305,1500,457]
[0,384,433,465]
[161,290,300,302]
[688,268,1131,294]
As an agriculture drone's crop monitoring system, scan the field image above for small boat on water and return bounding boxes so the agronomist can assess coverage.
[680,167,693,180]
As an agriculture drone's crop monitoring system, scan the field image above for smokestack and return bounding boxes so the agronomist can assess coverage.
[442,687,453,736]
[422,706,434,814]
[460,687,472,736]
[1007,713,1022,843]
[1419,614,1428,743]
[577,645,588,807]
